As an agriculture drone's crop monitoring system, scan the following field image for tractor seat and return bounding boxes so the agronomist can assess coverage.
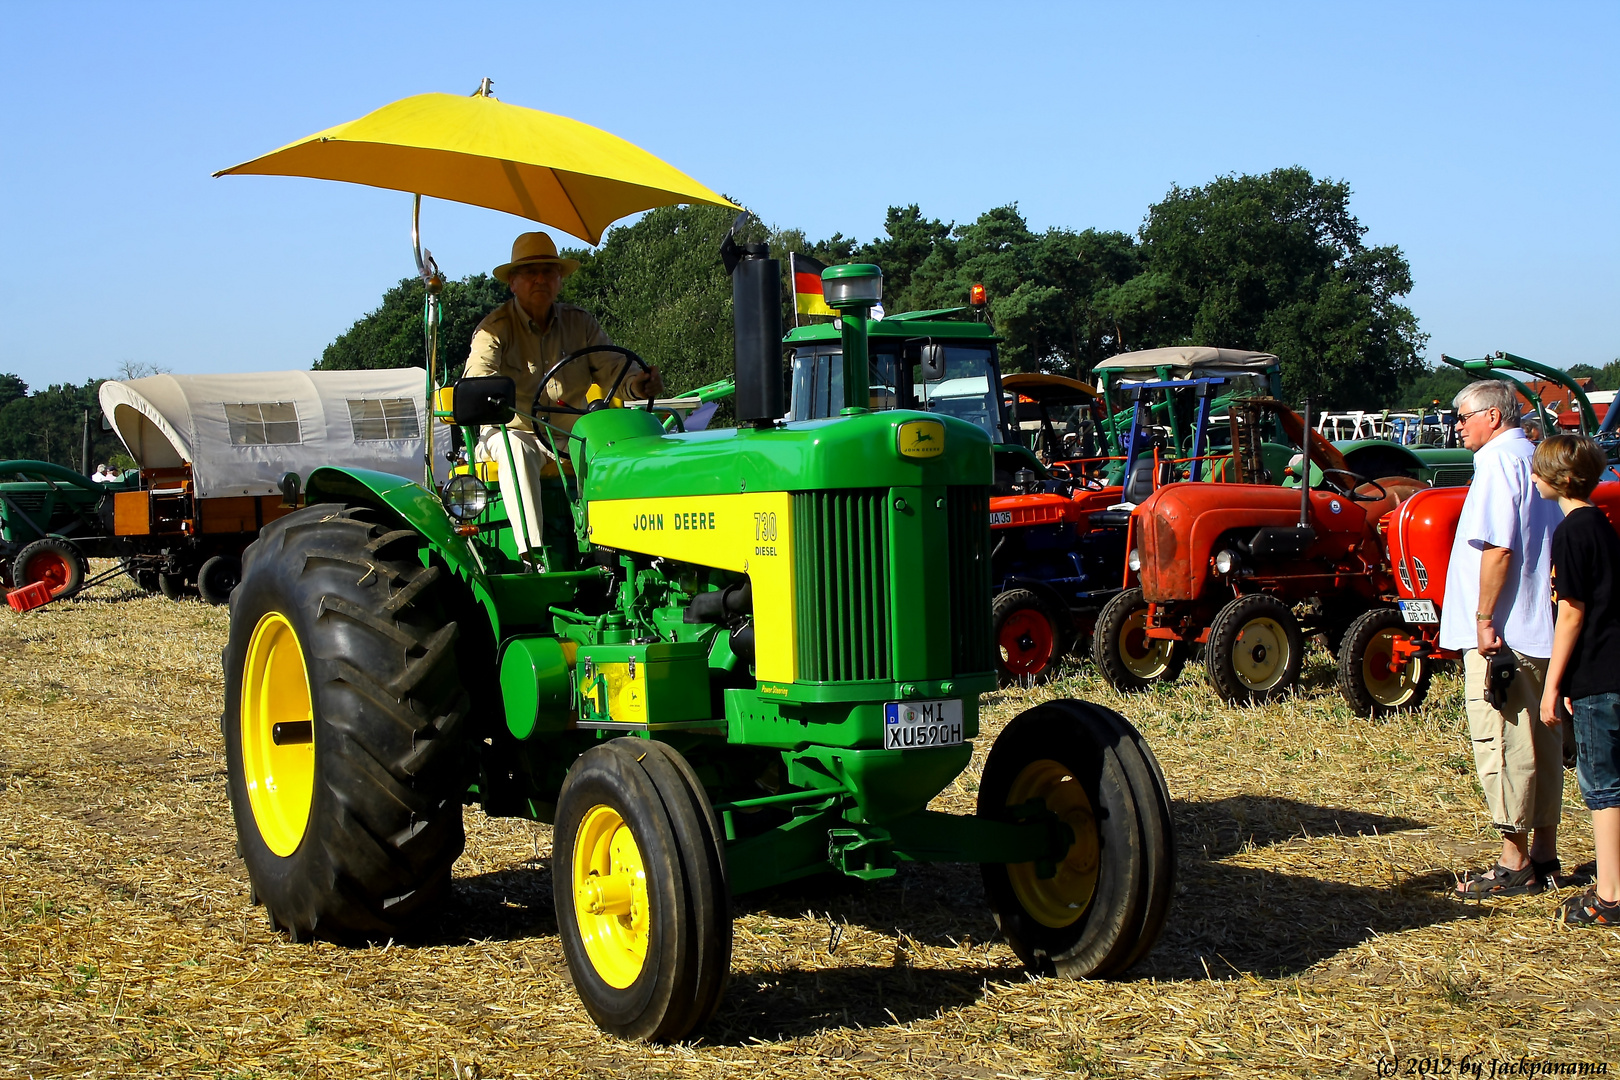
[1087,454,1166,528]
[1355,475,1429,522]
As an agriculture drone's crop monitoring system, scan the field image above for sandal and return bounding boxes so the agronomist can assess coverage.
[1558,888,1620,927]
[1455,862,1544,899]
[1536,857,1595,889]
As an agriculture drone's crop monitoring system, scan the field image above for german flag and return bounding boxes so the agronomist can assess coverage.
[791,253,837,318]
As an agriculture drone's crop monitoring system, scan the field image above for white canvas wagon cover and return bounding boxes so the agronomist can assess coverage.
[99,369,450,499]
[1092,347,1279,372]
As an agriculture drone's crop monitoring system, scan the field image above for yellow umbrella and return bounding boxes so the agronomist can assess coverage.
[214,87,737,243]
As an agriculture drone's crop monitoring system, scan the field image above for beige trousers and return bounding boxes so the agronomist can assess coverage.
[1464,648,1565,833]
[476,427,552,557]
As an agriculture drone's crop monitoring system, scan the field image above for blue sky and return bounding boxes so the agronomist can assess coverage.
[1,1,1615,389]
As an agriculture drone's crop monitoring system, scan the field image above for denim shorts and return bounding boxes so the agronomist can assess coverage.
[1570,692,1620,811]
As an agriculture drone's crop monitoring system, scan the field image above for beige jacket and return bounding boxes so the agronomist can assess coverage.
[464,298,628,436]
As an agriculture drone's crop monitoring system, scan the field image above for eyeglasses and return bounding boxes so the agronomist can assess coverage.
[1456,408,1495,425]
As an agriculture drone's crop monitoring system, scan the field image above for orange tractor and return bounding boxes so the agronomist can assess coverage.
[1093,398,1427,704]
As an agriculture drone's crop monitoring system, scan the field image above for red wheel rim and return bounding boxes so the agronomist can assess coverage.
[999,609,1056,676]
[24,551,72,596]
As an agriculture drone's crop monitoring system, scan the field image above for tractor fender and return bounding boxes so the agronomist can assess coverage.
[304,466,503,633]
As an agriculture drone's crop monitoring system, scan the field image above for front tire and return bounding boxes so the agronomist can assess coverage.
[978,699,1175,978]
[1336,607,1431,716]
[1205,593,1303,705]
[223,504,471,940]
[993,589,1064,685]
[554,739,731,1041]
[15,538,87,598]
[1092,587,1186,692]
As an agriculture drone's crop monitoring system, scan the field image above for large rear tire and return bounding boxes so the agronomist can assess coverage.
[15,538,87,598]
[978,699,1175,978]
[1205,593,1303,705]
[554,738,731,1041]
[1092,587,1186,692]
[1336,606,1432,716]
[223,504,471,940]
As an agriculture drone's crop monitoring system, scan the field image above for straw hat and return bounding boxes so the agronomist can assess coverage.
[494,231,581,282]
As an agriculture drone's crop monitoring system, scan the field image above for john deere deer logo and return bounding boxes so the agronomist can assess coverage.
[897,420,945,459]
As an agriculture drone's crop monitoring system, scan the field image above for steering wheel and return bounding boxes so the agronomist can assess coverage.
[1317,467,1388,503]
[532,345,656,418]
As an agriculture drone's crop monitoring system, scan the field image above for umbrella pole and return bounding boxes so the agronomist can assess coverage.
[413,194,445,489]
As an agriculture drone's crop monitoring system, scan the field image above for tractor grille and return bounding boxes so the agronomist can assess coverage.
[1430,466,1472,488]
[947,487,995,673]
[4,493,48,512]
[793,490,892,682]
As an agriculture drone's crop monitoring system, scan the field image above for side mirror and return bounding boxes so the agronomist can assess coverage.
[452,376,516,426]
[916,344,947,383]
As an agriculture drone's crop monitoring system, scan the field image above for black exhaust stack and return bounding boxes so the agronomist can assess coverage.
[722,212,783,428]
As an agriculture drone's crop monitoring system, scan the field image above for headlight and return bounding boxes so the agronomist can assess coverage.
[1127,548,1142,572]
[441,474,489,522]
[1214,549,1238,575]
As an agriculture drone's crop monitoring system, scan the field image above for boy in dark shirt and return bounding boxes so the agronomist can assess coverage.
[1533,434,1620,926]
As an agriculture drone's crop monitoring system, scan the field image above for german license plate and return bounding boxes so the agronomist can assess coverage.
[1398,599,1439,624]
[989,510,1013,525]
[884,699,965,749]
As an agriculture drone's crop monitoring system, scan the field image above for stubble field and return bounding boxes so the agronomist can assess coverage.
[1,569,1616,1078]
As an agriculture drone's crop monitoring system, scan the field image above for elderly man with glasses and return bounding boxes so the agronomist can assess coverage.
[1443,380,1572,897]
[464,231,664,567]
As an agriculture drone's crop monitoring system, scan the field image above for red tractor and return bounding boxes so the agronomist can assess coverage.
[1339,481,1620,715]
[1093,399,1426,704]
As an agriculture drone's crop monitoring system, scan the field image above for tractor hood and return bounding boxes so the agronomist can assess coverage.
[1134,482,1370,602]
[574,408,993,499]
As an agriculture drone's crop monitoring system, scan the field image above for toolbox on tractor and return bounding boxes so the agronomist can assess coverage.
[214,92,1178,1043]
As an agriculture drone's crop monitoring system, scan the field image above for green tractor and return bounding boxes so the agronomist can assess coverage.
[222,241,1176,1039]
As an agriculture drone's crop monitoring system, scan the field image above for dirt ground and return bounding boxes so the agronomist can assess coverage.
[2,570,1617,1078]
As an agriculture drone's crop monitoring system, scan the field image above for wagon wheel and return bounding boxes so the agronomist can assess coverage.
[1205,593,1303,705]
[15,538,87,599]
[978,699,1175,978]
[197,555,241,606]
[553,738,730,1041]
[222,504,471,941]
[1091,587,1186,692]
[1336,607,1432,716]
[993,589,1066,686]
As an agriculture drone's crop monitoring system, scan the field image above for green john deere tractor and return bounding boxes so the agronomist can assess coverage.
[222,240,1176,1040]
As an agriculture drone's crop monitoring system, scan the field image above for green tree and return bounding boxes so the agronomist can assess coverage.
[0,379,125,471]
[1395,365,1471,411]
[1113,167,1427,408]
[898,206,1142,375]
[317,273,508,374]
[0,373,27,411]
[560,203,741,399]
[1566,359,1620,391]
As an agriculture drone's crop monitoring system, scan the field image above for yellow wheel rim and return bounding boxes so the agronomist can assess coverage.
[572,804,650,989]
[1231,616,1290,691]
[240,612,316,858]
[1005,759,1100,929]
[1362,628,1422,707]
[1119,608,1174,679]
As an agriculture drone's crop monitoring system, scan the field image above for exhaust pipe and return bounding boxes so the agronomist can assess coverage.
[722,213,783,428]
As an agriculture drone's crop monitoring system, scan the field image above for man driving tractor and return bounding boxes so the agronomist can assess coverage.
[464,231,665,561]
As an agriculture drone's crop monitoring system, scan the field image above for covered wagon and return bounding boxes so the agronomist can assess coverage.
[99,369,449,601]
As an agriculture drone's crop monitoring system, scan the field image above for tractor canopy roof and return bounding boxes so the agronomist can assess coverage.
[99,369,450,499]
[1092,347,1279,373]
[784,315,999,344]
[1002,373,1098,405]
